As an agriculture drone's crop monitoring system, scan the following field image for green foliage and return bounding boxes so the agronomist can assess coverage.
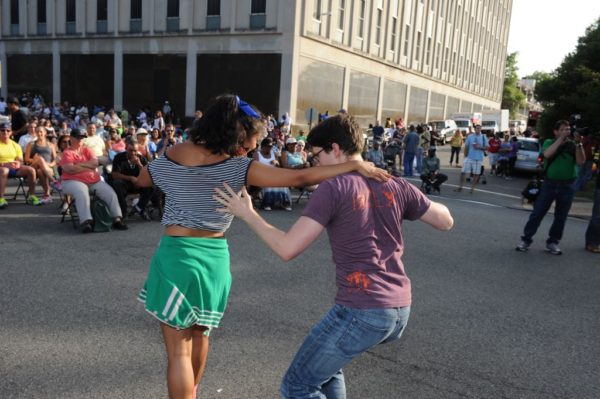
[535,18,600,139]
[501,52,526,119]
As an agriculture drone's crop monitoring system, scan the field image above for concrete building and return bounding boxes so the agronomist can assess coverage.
[0,0,512,128]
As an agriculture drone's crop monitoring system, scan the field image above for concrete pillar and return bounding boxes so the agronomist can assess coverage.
[52,41,60,104]
[278,0,300,123]
[185,39,197,118]
[0,42,7,99]
[113,40,123,110]
[424,89,431,122]
[149,0,155,34]
[341,67,350,110]
[376,76,385,123]
[404,85,411,122]
[230,0,237,33]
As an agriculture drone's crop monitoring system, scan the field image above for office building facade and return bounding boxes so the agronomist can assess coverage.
[0,0,512,128]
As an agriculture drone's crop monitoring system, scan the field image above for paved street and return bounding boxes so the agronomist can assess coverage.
[1,151,599,398]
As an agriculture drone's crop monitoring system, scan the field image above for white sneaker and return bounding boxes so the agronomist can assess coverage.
[546,242,562,255]
[263,206,272,211]
[515,240,530,252]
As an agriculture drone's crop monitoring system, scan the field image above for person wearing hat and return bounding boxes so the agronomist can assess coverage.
[59,128,127,232]
[6,97,29,142]
[0,120,41,208]
[110,136,154,221]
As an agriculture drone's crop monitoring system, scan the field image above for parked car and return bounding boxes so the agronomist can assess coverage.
[514,137,541,172]
[428,120,457,144]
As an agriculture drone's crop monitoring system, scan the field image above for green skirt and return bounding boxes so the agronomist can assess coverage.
[138,236,231,333]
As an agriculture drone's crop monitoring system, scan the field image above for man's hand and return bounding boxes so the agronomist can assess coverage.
[9,161,20,169]
[356,161,390,182]
[213,183,256,222]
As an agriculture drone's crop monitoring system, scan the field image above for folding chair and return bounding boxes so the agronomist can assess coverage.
[11,176,29,201]
[59,194,78,228]
[295,188,311,203]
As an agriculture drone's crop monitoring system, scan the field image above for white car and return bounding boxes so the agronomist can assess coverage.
[428,120,458,144]
[514,137,541,172]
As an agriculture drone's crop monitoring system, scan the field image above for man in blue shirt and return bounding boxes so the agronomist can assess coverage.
[403,125,420,177]
[454,124,488,193]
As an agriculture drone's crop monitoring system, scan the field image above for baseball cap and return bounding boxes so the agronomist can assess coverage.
[286,137,297,145]
[0,119,11,129]
[7,97,20,105]
[136,128,148,135]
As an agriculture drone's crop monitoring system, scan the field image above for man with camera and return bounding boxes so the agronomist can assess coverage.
[516,120,586,255]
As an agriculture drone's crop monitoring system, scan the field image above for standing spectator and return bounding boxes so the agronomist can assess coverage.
[82,122,109,166]
[454,124,488,193]
[24,125,60,203]
[162,101,172,119]
[573,132,595,191]
[213,114,452,399]
[6,97,29,142]
[487,133,502,175]
[449,130,463,167]
[153,110,165,132]
[0,120,40,208]
[585,159,600,253]
[403,125,419,177]
[279,112,291,135]
[110,137,153,221]
[372,121,385,142]
[415,125,427,175]
[120,108,130,127]
[0,97,7,115]
[18,121,38,152]
[515,120,585,255]
[59,129,127,233]
[506,136,519,180]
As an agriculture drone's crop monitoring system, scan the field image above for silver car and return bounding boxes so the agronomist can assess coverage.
[514,137,541,172]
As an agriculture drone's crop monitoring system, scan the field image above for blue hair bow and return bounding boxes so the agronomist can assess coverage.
[236,95,260,119]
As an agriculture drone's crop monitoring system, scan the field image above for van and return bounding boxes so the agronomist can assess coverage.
[428,120,458,144]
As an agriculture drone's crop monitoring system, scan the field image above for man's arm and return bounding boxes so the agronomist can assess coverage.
[419,202,453,231]
[214,185,324,261]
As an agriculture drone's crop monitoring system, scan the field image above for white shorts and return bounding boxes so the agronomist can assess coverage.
[462,158,483,175]
[488,153,499,166]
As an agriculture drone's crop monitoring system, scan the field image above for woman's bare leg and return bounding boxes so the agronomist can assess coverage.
[160,323,196,399]
[191,326,210,396]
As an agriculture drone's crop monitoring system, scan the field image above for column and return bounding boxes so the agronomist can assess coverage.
[0,42,7,99]
[341,67,350,110]
[113,40,123,110]
[278,0,300,124]
[424,89,431,122]
[52,41,61,104]
[376,77,385,122]
[185,39,197,117]
[230,0,237,33]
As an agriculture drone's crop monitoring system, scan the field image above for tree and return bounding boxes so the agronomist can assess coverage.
[535,18,600,139]
[501,52,526,119]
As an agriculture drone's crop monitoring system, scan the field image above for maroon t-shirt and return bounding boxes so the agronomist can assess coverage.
[302,172,431,308]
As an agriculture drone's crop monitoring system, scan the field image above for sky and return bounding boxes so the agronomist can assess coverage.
[507,0,600,78]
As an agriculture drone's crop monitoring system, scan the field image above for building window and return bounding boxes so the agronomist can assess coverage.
[97,0,108,33]
[415,32,421,61]
[206,0,220,30]
[435,42,441,69]
[131,0,142,19]
[250,0,266,29]
[390,16,397,51]
[375,6,383,45]
[314,0,322,21]
[426,37,431,65]
[167,0,180,31]
[443,47,449,73]
[66,0,76,34]
[403,25,410,56]
[37,0,47,23]
[357,0,366,39]
[10,0,19,35]
[338,0,345,30]
[251,0,266,14]
[430,0,436,12]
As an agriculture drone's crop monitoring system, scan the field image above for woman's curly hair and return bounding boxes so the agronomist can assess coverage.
[188,94,264,156]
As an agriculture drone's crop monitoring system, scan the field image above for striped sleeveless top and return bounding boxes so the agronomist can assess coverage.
[148,152,253,232]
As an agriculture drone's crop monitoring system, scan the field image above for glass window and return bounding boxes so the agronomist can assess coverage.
[390,17,397,51]
[428,92,445,121]
[403,25,410,56]
[415,32,421,61]
[10,0,19,25]
[251,0,267,14]
[348,71,379,127]
[426,37,432,65]
[408,87,427,123]
[207,0,220,16]
[314,0,322,20]
[381,79,407,122]
[295,57,345,130]
[66,0,76,22]
[167,0,179,18]
[460,100,473,113]
[131,0,142,19]
[97,0,107,21]
[338,0,345,30]
[446,96,460,117]
[37,0,47,23]
[357,0,366,38]
[375,8,383,45]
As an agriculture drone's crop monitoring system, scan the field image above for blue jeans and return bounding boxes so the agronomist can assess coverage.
[585,184,600,246]
[521,180,576,245]
[573,160,593,191]
[280,304,410,399]
[403,152,415,176]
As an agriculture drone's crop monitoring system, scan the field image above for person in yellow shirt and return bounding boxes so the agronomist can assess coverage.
[0,120,40,208]
[82,122,109,166]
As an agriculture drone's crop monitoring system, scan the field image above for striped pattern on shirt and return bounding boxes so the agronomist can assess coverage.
[148,153,253,232]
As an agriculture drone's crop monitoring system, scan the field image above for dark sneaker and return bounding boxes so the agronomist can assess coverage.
[545,242,562,255]
[516,240,530,252]
[112,219,129,231]
[80,219,93,234]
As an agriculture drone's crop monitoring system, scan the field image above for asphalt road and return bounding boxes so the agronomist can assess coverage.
[1,155,598,398]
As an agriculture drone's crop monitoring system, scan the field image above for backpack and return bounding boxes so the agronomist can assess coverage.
[91,197,112,232]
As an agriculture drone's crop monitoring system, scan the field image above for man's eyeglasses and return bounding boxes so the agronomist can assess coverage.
[312,148,326,159]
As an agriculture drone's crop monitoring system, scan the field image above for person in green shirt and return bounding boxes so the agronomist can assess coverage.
[516,120,585,255]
